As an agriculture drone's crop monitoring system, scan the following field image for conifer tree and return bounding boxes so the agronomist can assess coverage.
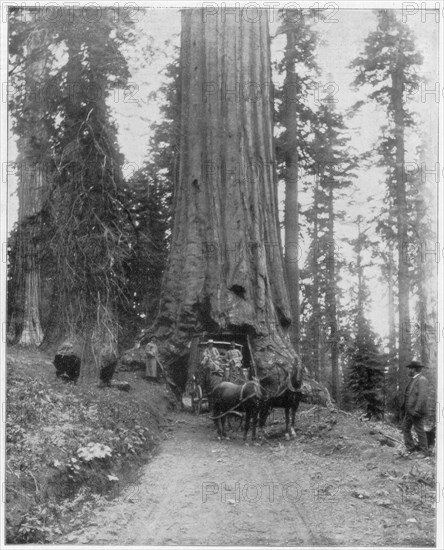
[42,9,135,376]
[302,103,356,402]
[8,8,60,345]
[274,9,321,353]
[344,217,386,418]
[350,9,423,400]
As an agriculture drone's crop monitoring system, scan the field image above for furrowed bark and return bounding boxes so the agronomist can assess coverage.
[149,9,296,378]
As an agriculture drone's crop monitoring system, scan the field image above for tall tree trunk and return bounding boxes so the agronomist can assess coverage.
[385,242,400,415]
[310,177,322,382]
[392,70,411,399]
[283,29,300,355]
[417,251,428,367]
[414,147,437,409]
[18,232,44,346]
[387,243,397,358]
[326,176,339,403]
[355,221,365,340]
[46,34,119,379]
[150,8,294,374]
[16,48,46,347]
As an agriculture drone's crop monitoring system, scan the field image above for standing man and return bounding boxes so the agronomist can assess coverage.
[145,338,158,379]
[401,360,429,458]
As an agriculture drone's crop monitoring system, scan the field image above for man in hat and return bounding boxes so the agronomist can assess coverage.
[226,341,243,376]
[201,340,222,373]
[401,360,429,458]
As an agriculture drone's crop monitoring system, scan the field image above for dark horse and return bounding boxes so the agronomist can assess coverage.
[211,379,263,441]
[259,360,303,440]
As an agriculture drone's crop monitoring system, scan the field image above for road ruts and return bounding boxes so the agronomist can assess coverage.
[60,413,323,546]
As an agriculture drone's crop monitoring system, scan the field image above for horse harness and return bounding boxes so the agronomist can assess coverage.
[260,372,300,400]
[209,379,262,420]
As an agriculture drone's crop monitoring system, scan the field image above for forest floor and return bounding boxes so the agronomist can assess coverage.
[54,400,437,546]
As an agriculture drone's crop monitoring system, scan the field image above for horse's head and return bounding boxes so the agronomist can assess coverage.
[290,357,303,389]
[259,374,279,397]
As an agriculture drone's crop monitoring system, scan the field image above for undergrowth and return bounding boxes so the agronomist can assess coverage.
[6,347,171,543]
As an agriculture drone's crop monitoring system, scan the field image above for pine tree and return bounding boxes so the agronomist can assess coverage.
[300,175,327,382]
[350,9,423,402]
[344,217,386,418]
[302,103,356,402]
[274,9,321,353]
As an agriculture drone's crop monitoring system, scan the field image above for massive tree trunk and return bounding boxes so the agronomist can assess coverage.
[150,9,295,375]
[283,29,300,354]
[15,45,46,347]
[43,32,120,380]
[392,70,411,399]
[17,199,44,347]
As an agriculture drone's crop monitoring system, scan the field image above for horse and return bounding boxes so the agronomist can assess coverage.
[258,360,303,440]
[210,379,263,441]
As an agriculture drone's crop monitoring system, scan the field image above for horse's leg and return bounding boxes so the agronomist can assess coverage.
[243,411,251,441]
[214,418,221,438]
[290,396,301,438]
[290,406,296,438]
[226,415,231,431]
[221,415,228,439]
[258,404,269,439]
[284,407,291,440]
[251,407,258,440]
[213,405,222,438]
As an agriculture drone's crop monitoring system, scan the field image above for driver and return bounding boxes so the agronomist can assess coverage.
[201,340,223,374]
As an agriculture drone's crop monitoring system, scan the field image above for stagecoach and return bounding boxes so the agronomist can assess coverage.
[185,332,257,416]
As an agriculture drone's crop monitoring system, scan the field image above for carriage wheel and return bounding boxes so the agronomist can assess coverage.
[193,385,203,415]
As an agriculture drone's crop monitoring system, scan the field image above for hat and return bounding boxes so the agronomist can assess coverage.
[207,339,214,344]
[405,360,425,369]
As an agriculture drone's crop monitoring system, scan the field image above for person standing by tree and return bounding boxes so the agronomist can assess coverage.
[145,339,159,379]
[401,361,429,458]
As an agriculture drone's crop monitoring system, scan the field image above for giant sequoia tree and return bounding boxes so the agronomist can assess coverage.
[149,9,296,375]
[8,8,135,379]
[43,11,133,377]
[8,10,59,345]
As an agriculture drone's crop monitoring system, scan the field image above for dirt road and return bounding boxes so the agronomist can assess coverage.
[59,408,436,546]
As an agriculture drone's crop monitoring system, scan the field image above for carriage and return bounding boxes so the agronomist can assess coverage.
[185,332,257,415]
